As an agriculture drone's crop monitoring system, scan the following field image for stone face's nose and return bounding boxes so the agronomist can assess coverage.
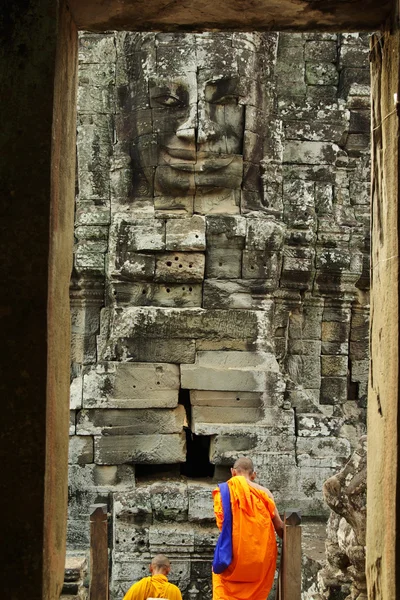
[196,101,222,146]
[176,103,197,143]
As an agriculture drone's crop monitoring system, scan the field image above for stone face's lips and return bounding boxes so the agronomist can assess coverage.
[161,148,235,172]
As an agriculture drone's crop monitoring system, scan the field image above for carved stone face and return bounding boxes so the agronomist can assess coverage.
[122,34,267,212]
[150,71,244,198]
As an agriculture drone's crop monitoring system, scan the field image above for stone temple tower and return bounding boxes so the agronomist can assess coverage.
[69,31,370,598]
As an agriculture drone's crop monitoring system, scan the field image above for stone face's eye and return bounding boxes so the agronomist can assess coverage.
[153,94,184,108]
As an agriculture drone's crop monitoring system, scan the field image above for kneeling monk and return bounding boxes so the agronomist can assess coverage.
[212,457,284,600]
[123,554,182,600]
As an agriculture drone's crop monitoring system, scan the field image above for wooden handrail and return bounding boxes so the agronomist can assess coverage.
[89,503,109,600]
[275,510,302,600]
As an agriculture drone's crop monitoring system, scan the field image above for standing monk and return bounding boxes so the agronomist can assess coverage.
[212,457,284,600]
[123,554,183,600]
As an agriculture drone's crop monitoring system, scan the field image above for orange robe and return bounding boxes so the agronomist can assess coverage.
[212,475,278,600]
[123,574,183,600]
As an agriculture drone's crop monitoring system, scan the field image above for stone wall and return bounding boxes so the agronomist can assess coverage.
[69,31,370,599]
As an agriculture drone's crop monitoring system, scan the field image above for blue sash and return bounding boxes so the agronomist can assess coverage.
[212,482,233,574]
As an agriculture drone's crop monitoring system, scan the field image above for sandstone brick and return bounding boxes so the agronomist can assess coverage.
[206,215,246,248]
[297,414,343,437]
[194,189,240,214]
[83,362,180,408]
[296,437,351,468]
[111,281,202,308]
[283,141,339,165]
[165,216,206,251]
[188,483,215,521]
[69,435,94,464]
[76,406,185,435]
[149,524,194,553]
[116,219,165,252]
[320,377,348,405]
[181,351,281,392]
[112,253,156,281]
[246,218,285,251]
[150,481,188,521]
[322,320,350,342]
[190,390,261,407]
[305,63,338,86]
[94,433,186,464]
[192,405,262,425]
[102,307,261,345]
[70,375,83,410]
[203,280,276,310]
[155,252,205,282]
[154,195,194,217]
[209,433,258,463]
[205,248,242,279]
[321,355,348,377]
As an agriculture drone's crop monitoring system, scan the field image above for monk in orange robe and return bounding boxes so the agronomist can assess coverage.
[123,554,183,600]
[212,457,284,600]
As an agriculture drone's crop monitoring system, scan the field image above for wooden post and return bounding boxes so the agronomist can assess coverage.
[276,510,302,600]
[90,504,109,600]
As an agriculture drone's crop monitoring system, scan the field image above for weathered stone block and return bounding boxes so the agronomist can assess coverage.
[321,355,348,377]
[77,406,185,435]
[296,437,351,468]
[102,307,260,346]
[321,320,350,342]
[206,215,246,248]
[305,63,338,86]
[149,524,194,553]
[192,405,262,425]
[188,483,215,522]
[77,83,115,114]
[70,374,83,410]
[205,248,242,279]
[165,217,206,251]
[111,281,202,308]
[116,219,165,252]
[349,341,368,360]
[113,253,156,281]
[83,362,179,408]
[113,487,152,522]
[68,435,94,464]
[190,390,261,407]
[305,41,337,63]
[154,195,194,218]
[246,218,285,251]
[203,280,276,310]
[242,250,281,281]
[79,34,117,63]
[297,414,343,437]
[283,141,339,165]
[320,377,348,405]
[150,481,189,521]
[107,337,197,364]
[155,253,205,282]
[181,351,281,392]
[209,434,258,463]
[70,411,76,435]
[194,189,240,214]
[69,463,136,491]
[94,433,186,464]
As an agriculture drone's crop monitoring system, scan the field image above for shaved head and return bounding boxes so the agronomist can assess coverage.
[233,457,254,474]
[150,554,170,574]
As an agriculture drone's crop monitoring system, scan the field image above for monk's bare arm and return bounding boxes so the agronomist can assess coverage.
[272,509,284,539]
